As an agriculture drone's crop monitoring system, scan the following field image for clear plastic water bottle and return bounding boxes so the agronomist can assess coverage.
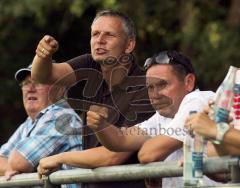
[192,132,205,186]
[210,66,237,140]
[183,132,194,186]
[184,111,197,187]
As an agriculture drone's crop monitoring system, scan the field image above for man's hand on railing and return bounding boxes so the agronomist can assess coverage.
[37,155,62,179]
[4,166,19,181]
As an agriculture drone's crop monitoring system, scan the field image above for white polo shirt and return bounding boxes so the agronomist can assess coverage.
[138,90,220,187]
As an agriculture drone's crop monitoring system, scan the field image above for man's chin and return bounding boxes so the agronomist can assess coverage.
[156,108,173,118]
[92,55,107,63]
[26,107,38,114]
[25,105,37,110]
[153,103,169,111]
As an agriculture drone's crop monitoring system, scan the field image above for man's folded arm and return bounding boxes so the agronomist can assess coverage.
[94,124,150,152]
[8,149,33,173]
[138,135,182,164]
[0,156,8,175]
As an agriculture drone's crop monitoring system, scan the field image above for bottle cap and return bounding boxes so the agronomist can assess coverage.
[235,69,240,85]
[189,110,197,115]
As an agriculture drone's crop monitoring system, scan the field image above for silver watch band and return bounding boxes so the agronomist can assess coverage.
[214,122,230,144]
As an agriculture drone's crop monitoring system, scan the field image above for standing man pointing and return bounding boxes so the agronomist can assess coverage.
[33,10,154,188]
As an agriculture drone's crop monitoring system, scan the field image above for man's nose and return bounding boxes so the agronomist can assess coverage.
[27,84,37,92]
[152,87,162,98]
[97,33,106,44]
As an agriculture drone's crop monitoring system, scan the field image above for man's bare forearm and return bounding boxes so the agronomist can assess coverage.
[93,124,127,151]
[8,150,33,173]
[87,107,149,152]
[94,125,149,152]
[209,129,240,156]
[31,35,59,84]
[32,55,53,83]
[59,146,132,168]
[0,156,8,175]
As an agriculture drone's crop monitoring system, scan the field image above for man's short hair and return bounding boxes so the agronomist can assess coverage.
[144,50,196,88]
[92,10,136,40]
[167,51,195,80]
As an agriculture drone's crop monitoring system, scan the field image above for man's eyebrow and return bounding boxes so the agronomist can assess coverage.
[147,79,168,86]
[147,77,166,82]
[157,79,167,84]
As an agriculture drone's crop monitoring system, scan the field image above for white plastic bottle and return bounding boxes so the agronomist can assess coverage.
[183,111,197,187]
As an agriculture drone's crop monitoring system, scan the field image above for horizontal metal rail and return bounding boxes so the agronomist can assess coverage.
[0,156,239,187]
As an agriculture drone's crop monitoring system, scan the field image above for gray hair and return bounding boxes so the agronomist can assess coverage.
[92,10,136,40]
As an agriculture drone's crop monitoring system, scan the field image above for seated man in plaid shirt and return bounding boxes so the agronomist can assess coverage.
[0,64,83,186]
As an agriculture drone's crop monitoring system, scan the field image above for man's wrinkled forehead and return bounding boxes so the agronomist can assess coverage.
[92,15,123,27]
[146,64,174,77]
[91,16,126,35]
[146,76,168,85]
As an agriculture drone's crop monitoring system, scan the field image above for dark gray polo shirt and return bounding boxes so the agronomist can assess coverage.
[67,54,154,188]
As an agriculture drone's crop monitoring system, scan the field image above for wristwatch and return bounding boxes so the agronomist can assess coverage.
[213,122,230,144]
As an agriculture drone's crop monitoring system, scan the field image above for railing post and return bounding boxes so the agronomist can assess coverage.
[230,165,240,183]
[43,175,60,188]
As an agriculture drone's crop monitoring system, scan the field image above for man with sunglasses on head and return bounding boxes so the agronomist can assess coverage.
[87,50,221,187]
[0,64,83,187]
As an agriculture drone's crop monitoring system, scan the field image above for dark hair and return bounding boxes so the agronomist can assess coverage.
[144,50,197,89]
[167,51,194,81]
[92,10,136,40]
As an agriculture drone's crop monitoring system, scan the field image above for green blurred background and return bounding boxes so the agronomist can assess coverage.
[1,0,240,144]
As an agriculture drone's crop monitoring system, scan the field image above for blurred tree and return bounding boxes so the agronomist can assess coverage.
[227,0,240,28]
[0,0,240,143]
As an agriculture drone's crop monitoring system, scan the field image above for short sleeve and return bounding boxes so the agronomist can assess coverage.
[67,54,99,71]
[138,91,214,141]
[15,135,68,167]
[138,112,172,138]
[15,112,82,167]
[165,92,214,142]
[138,113,159,137]
[0,122,27,157]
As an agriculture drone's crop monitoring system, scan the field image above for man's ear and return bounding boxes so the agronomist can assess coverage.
[184,73,195,92]
[124,39,135,54]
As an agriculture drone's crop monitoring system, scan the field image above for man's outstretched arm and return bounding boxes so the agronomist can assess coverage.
[32,35,75,85]
[37,146,134,177]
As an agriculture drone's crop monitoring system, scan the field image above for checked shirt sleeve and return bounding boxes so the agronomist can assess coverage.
[14,112,82,168]
[0,122,27,157]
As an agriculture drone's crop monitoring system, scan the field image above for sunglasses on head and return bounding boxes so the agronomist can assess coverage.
[144,51,193,74]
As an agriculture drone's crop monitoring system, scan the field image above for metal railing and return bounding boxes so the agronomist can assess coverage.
[0,156,239,187]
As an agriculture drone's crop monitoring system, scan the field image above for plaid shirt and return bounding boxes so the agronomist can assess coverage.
[0,100,83,188]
